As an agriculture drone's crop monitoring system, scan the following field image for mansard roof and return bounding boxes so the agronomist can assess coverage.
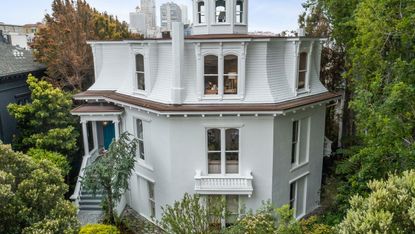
[74,90,340,114]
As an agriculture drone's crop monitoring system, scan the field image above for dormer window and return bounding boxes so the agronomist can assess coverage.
[197,1,206,24]
[204,55,219,95]
[297,52,307,90]
[224,55,238,95]
[236,0,244,23]
[216,0,226,23]
[135,54,145,91]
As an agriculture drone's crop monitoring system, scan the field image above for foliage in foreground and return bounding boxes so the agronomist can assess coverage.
[32,0,141,91]
[337,170,415,233]
[27,148,70,176]
[82,132,139,225]
[79,224,120,234]
[0,144,79,234]
[7,75,79,156]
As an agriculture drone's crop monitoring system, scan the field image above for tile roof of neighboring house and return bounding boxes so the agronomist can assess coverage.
[74,90,341,113]
[0,42,46,78]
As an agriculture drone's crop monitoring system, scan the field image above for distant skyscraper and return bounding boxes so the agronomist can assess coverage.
[160,2,182,32]
[180,4,190,25]
[129,6,147,35]
[140,0,156,29]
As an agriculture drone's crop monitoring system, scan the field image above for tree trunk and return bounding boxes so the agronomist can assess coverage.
[106,187,115,225]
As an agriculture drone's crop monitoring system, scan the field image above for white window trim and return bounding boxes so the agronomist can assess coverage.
[132,46,151,96]
[214,0,228,24]
[197,0,206,25]
[289,173,309,219]
[133,117,153,171]
[290,118,310,169]
[234,0,246,25]
[205,127,241,176]
[294,41,315,96]
[204,195,241,228]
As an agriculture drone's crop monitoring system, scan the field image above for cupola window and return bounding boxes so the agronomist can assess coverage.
[224,55,238,95]
[236,0,244,23]
[204,55,219,95]
[197,1,206,24]
[298,52,307,90]
[215,0,226,23]
[135,54,145,91]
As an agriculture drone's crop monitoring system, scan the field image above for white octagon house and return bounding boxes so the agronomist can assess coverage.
[71,0,340,226]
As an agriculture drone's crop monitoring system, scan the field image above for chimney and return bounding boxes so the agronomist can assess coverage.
[171,22,184,104]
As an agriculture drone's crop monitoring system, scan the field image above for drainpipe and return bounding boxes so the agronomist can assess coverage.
[171,22,184,104]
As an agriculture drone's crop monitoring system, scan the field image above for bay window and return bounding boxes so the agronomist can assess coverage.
[207,128,239,174]
[135,54,145,91]
[236,0,244,23]
[216,0,226,23]
[204,55,219,95]
[297,52,307,90]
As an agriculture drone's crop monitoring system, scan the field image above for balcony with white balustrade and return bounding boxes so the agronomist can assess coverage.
[194,170,254,197]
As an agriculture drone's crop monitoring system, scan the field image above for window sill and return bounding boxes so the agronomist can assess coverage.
[296,89,310,96]
[235,23,247,26]
[290,162,309,173]
[137,159,154,172]
[194,24,207,27]
[212,23,231,26]
[201,95,242,101]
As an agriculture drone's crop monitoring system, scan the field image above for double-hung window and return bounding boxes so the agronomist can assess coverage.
[136,119,145,160]
[204,54,239,96]
[297,52,307,91]
[215,0,226,23]
[197,1,206,24]
[291,118,310,167]
[148,182,155,218]
[289,176,307,218]
[291,120,299,164]
[207,128,239,174]
[136,54,145,91]
[236,0,244,24]
[207,195,239,229]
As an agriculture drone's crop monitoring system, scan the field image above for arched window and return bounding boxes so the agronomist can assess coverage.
[236,0,244,23]
[298,52,307,90]
[224,55,238,95]
[197,1,206,24]
[204,55,219,95]
[135,54,145,90]
[216,0,226,23]
[207,129,221,174]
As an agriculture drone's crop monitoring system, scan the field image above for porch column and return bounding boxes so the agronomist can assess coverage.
[114,120,120,140]
[92,121,98,150]
[81,121,90,156]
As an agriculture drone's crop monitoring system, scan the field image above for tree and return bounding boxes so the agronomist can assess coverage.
[337,170,415,233]
[32,0,140,91]
[336,0,415,208]
[0,144,80,234]
[7,75,79,156]
[82,132,139,225]
[27,148,70,176]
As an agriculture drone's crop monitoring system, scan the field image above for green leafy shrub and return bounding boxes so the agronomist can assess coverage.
[27,148,70,176]
[79,224,120,234]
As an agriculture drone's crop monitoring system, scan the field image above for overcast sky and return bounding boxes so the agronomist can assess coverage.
[1,0,305,33]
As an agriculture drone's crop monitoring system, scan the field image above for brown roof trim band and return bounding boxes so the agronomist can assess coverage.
[74,91,341,113]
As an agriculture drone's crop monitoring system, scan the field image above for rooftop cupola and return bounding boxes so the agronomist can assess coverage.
[192,0,248,35]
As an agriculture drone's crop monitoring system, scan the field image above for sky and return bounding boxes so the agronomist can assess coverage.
[1,0,305,33]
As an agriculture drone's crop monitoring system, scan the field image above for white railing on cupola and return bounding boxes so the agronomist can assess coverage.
[194,170,254,197]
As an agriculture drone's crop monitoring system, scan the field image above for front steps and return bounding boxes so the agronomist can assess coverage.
[79,190,104,211]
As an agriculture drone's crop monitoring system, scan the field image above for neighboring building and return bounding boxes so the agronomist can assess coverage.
[180,4,190,24]
[0,42,45,144]
[71,0,340,228]
[129,0,159,38]
[0,22,42,49]
[160,2,182,32]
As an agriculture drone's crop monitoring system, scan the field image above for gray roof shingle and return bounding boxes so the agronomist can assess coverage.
[0,42,46,78]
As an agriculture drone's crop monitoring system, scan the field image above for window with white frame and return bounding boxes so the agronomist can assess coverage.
[224,55,238,95]
[236,0,244,23]
[136,119,145,160]
[297,52,307,90]
[207,195,240,229]
[215,0,226,23]
[197,1,206,24]
[135,54,145,91]
[289,176,307,218]
[148,181,155,218]
[204,54,239,96]
[207,128,239,174]
[291,118,310,167]
[204,55,219,95]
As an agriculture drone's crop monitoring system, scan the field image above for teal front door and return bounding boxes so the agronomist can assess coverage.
[103,122,115,150]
